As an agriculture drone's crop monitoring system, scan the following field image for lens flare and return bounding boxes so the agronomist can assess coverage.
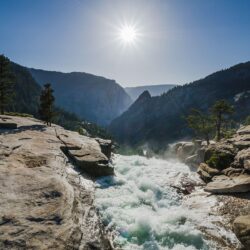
[118,24,138,44]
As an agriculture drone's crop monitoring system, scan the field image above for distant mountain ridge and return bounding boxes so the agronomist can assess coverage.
[109,61,250,148]
[125,84,176,101]
[29,68,132,126]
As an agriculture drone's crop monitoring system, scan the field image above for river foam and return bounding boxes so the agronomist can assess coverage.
[94,155,239,249]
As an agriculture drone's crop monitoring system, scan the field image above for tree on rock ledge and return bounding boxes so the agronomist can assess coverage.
[211,100,234,141]
[0,55,14,115]
[39,83,55,126]
[186,109,213,145]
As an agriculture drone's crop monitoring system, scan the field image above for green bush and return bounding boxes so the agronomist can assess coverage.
[206,151,233,170]
[222,129,237,139]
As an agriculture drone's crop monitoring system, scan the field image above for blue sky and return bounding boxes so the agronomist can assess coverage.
[1,0,250,87]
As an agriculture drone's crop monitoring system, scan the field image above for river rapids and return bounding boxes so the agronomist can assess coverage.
[94,154,239,250]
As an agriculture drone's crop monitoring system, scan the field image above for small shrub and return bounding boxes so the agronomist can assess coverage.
[206,151,233,170]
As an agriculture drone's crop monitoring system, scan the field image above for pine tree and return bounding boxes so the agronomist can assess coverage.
[39,83,55,126]
[211,100,234,141]
[0,55,14,114]
[186,109,213,145]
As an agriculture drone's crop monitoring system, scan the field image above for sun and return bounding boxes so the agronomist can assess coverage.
[118,25,138,44]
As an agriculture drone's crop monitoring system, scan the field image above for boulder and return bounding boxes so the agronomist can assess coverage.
[185,148,206,168]
[56,128,114,177]
[185,154,199,168]
[68,148,114,177]
[204,174,250,193]
[197,148,206,161]
[197,163,220,183]
[95,138,112,159]
[199,163,220,176]
[233,148,250,170]
[177,142,196,161]
[237,125,250,135]
[233,215,250,249]
[225,126,250,149]
[233,140,250,150]
[197,167,212,183]
[222,167,246,177]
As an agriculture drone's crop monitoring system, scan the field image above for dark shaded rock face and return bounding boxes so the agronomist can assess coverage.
[95,138,112,159]
[0,117,17,129]
[29,68,132,126]
[0,115,113,249]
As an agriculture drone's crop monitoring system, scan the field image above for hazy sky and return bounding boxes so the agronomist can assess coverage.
[1,0,250,87]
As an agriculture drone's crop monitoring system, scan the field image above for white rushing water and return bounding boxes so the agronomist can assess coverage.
[94,155,238,250]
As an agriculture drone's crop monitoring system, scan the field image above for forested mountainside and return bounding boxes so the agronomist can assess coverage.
[7,63,41,115]
[5,62,110,137]
[125,84,176,101]
[29,68,132,126]
[109,62,250,148]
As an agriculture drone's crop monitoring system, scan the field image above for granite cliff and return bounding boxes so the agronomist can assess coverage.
[0,115,114,249]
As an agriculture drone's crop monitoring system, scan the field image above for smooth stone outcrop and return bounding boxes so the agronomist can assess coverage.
[0,115,112,249]
[68,148,113,177]
[56,128,114,177]
[233,148,250,170]
[175,140,214,168]
[205,174,250,193]
[197,163,220,182]
[233,215,250,249]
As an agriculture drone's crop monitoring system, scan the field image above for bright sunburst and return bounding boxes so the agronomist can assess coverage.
[118,24,138,45]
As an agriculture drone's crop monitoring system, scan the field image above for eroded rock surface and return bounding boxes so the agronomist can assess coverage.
[174,126,250,248]
[233,215,250,249]
[0,115,112,250]
[198,126,250,249]
[204,175,250,193]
